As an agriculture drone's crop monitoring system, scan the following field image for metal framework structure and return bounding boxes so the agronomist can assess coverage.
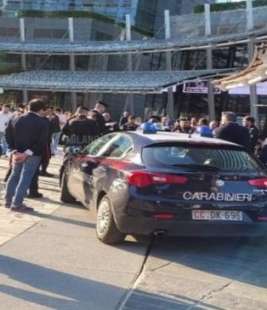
[0,70,228,94]
[0,1,265,119]
[0,27,267,55]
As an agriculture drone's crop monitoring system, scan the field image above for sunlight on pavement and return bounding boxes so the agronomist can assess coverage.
[0,156,62,247]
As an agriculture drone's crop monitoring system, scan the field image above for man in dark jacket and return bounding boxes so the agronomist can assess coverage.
[174,118,194,134]
[30,108,51,195]
[243,116,259,153]
[119,111,130,129]
[40,111,54,177]
[93,101,108,135]
[215,112,250,150]
[123,115,139,131]
[47,107,61,155]
[4,107,24,182]
[62,106,97,147]
[5,106,49,198]
[4,99,48,212]
[260,139,267,166]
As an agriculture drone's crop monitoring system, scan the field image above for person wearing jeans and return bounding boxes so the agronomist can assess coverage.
[4,99,48,212]
[5,156,41,209]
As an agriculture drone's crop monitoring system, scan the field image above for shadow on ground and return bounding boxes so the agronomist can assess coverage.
[0,255,222,310]
[146,235,267,289]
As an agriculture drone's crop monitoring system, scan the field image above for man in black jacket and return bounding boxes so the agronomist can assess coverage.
[4,107,24,182]
[243,116,259,153]
[119,111,130,129]
[40,110,53,177]
[215,112,250,150]
[4,99,48,212]
[93,101,108,135]
[260,139,267,166]
[47,107,61,155]
[62,106,97,147]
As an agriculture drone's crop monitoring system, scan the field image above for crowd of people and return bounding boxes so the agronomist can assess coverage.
[0,99,115,212]
[0,98,267,212]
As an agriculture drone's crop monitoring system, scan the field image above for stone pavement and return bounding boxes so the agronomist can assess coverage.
[0,155,147,310]
[0,157,61,247]
[1,156,267,310]
[122,237,267,310]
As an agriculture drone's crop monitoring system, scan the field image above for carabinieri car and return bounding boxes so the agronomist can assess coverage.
[60,131,267,244]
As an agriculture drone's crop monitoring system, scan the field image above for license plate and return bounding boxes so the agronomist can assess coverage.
[192,210,243,221]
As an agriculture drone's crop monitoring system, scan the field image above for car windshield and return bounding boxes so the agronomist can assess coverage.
[142,144,261,173]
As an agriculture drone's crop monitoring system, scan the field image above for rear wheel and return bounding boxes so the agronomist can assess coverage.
[60,171,76,203]
[96,196,125,245]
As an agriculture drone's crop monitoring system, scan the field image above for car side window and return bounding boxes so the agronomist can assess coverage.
[102,135,133,158]
[83,134,115,156]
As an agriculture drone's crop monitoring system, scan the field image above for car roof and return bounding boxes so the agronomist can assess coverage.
[127,130,241,148]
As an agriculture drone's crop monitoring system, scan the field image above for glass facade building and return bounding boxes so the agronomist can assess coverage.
[0,0,212,117]
[0,0,266,124]
[1,1,209,31]
[2,1,139,22]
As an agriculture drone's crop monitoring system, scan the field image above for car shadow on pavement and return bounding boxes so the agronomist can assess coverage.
[0,255,223,310]
[30,210,96,229]
[148,236,267,289]
[30,196,83,210]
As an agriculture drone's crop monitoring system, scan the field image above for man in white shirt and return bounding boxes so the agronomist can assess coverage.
[0,104,12,155]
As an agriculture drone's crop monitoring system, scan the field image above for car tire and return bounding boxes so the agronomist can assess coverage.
[96,196,125,245]
[60,171,76,204]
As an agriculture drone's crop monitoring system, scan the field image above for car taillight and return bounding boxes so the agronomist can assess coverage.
[153,213,175,220]
[248,178,267,188]
[257,216,267,221]
[127,171,188,188]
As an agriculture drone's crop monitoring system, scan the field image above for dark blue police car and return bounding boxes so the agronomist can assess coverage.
[60,131,267,244]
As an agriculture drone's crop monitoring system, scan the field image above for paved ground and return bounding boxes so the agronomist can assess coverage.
[0,157,147,310]
[1,156,267,310]
[0,157,61,246]
[122,236,267,310]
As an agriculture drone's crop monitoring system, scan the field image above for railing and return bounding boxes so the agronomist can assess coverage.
[2,0,137,23]
[171,5,267,38]
[0,16,123,42]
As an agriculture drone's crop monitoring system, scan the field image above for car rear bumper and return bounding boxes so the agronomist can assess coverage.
[116,215,267,237]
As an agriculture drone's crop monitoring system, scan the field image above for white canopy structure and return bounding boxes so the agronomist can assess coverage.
[214,42,267,90]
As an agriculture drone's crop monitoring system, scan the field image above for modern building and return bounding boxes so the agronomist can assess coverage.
[0,0,266,125]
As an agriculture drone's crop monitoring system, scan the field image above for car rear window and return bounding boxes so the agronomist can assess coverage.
[142,144,261,173]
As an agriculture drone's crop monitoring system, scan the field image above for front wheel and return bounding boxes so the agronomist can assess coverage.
[96,196,125,245]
